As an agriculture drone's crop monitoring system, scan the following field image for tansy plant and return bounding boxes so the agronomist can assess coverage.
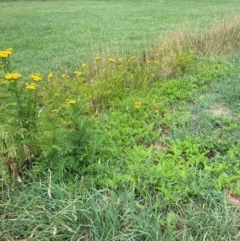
[0,49,44,180]
[1,53,45,180]
[0,48,13,74]
[0,49,97,181]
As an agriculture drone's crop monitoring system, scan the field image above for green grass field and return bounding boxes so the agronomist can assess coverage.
[1,0,240,74]
[1,0,240,240]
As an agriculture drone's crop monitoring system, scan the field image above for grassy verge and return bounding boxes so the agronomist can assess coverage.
[1,1,240,240]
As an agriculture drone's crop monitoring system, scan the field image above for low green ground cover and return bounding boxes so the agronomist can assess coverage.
[1,0,240,240]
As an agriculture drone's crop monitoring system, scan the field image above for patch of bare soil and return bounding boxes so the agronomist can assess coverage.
[154,142,164,151]
[227,190,240,206]
[208,106,231,117]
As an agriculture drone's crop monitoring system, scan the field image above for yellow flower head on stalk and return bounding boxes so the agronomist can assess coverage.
[0,48,13,58]
[5,73,22,80]
[6,48,13,55]
[48,72,53,79]
[0,52,8,58]
[134,102,141,109]
[94,56,102,61]
[62,73,66,78]
[30,73,42,82]
[108,58,115,63]
[74,71,82,76]
[0,81,8,85]
[82,63,87,68]
[128,56,135,62]
[66,99,77,105]
[118,58,125,63]
[0,51,8,58]
[26,83,36,90]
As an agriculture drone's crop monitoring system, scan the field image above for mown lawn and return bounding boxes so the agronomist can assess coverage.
[1,0,240,74]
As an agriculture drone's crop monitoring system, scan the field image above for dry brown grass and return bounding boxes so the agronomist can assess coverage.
[208,105,232,117]
[164,15,240,56]
[151,15,240,78]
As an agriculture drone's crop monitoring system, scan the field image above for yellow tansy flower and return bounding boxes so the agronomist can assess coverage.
[0,81,8,85]
[118,58,125,63]
[62,73,66,78]
[128,56,135,62]
[0,48,13,58]
[48,72,53,79]
[94,56,102,61]
[0,51,8,58]
[134,102,141,109]
[26,83,36,90]
[74,71,82,76]
[66,99,77,105]
[5,73,22,80]
[82,63,87,68]
[30,74,42,82]
[108,58,115,63]
[6,48,13,55]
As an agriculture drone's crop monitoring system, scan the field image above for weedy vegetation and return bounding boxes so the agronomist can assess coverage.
[1,0,240,240]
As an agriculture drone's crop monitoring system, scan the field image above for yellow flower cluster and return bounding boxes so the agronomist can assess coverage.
[66,99,77,104]
[0,48,13,58]
[108,58,115,63]
[0,81,8,85]
[134,102,141,109]
[26,83,36,90]
[5,72,22,80]
[82,63,87,68]
[118,58,125,63]
[128,56,135,62]
[94,56,102,61]
[30,73,42,82]
[74,71,82,76]
[48,72,53,79]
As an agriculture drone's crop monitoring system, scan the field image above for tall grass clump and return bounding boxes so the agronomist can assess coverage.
[151,16,240,78]
[1,181,239,240]
[170,16,239,54]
